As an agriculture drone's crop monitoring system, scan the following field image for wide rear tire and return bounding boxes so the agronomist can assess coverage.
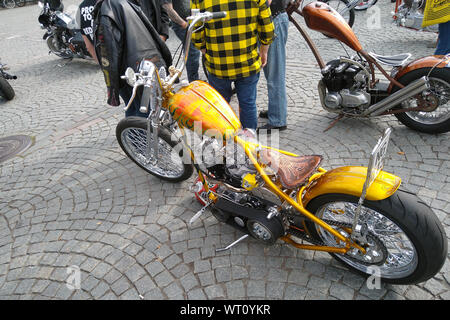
[393,67,450,134]
[305,189,447,285]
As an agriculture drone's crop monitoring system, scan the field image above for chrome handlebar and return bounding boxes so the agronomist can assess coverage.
[120,10,227,112]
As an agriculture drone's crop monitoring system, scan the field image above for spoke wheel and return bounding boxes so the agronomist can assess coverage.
[321,0,355,28]
[46,36,73,59]
[305,190,447,284]
[314,201,417,278]
[116,117,193,182]
[394,67,450,133]
[3,0,16,9]
[354,0,378,10]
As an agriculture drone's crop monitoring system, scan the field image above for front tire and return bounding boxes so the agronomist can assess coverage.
[321,0,355,28]
[116,116,193,182]
[0,77,15,100]
[305,190,447,284]
[393,67,450,134]
[2,0,16,9]
[354,0,378,10]
[46,36,73,59]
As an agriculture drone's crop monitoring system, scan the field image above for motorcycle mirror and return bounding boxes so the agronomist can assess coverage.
[123,67,136,87]
[38,1,44,8]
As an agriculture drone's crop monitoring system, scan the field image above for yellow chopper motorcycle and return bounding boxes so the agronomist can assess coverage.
[115,9,447,285]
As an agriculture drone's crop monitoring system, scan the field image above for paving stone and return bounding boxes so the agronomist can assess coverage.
[0,1,448,301]
[180,273,199,292]
[284,284,308,300]
[204,284,225,299]
[329,282,355,300]
[111,277,131,296]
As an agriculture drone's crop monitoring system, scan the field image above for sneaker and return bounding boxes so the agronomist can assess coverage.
[259,110,269,118]
[257,123,287,133]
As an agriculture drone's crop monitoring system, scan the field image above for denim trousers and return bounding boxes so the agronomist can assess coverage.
[120,86,149,118]
[207,72,260,130]
[263,12,289,127]
[435,20,450,56]
[171,22,201,82]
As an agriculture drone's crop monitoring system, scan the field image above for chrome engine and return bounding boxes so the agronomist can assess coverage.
[395,0,438,32]
[320,58,371,113]
[198,132,289,245]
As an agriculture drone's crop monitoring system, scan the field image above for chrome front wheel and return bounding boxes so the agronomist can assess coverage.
[46,36,73,59]
[116,117,193,182]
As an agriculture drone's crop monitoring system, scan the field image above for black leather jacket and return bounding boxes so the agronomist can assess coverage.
[93,0,172,106]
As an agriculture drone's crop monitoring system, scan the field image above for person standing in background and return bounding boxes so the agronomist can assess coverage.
[138,0,171,41]
[79,0,98,62]
[435,20,450,55]
[93,0,173,115]
[161,0,201,82]
[258,0,289,132]
[191,0,274,130]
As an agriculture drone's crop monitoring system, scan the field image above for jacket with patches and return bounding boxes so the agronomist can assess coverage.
[94,0,173,106]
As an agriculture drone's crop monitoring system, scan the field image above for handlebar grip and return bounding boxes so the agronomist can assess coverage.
[211,11,227,19]
[140,86,151,114]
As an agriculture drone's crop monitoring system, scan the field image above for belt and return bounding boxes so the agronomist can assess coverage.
[270,2,286,18]
[271,8,286,18]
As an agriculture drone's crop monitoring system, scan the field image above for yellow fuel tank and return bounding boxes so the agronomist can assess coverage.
[166,81,242,139]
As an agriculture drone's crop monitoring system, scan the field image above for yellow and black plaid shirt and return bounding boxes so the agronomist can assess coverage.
[191,0,274,80]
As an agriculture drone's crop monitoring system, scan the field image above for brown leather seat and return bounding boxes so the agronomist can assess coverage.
[260,148,322,189]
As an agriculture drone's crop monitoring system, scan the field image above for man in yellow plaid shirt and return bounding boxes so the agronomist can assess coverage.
[191,0,274,129]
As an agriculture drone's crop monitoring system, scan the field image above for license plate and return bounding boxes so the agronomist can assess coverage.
[366,127,392,190]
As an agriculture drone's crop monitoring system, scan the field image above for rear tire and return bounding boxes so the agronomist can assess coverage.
[393,67,450,134]
[116,116,193,183]
[305,190,447,284]
[0,77,15,101]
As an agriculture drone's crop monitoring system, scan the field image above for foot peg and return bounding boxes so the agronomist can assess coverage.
[189,202,212,227]
[215,234,249,252]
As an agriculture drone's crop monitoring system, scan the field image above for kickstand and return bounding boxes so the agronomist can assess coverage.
[215,234,249,253]
[323,114,344,132]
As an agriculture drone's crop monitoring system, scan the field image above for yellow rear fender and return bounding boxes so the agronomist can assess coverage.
[300,166,402,206]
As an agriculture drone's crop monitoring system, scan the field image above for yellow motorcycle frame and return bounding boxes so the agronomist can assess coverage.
[161,80,400,256]
[123,10,402,257]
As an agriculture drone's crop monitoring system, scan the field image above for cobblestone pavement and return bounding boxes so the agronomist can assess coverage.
[0,1,449,301]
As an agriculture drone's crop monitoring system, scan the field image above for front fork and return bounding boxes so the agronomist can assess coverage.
[141,83,163,166]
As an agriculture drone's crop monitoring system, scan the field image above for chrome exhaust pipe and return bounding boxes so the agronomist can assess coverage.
[363,76,429,116]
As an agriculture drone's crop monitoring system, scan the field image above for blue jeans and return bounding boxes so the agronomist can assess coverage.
[120,86,149,118]
[263,12,289,127]
[171,22,200,82]
[435,21,450,55]
[208,72,260,129]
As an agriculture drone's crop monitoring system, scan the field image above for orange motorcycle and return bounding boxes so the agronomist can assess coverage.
[287,0,450,133]
[115,10,447,285]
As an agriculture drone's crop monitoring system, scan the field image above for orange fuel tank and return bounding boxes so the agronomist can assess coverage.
[165,81,242,139]
[303,2,362,52]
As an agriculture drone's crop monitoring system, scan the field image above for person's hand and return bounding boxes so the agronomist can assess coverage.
[201,48,206,55]
[182,20,188,29]
[260,44,269,67]
[160,35,167,42]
